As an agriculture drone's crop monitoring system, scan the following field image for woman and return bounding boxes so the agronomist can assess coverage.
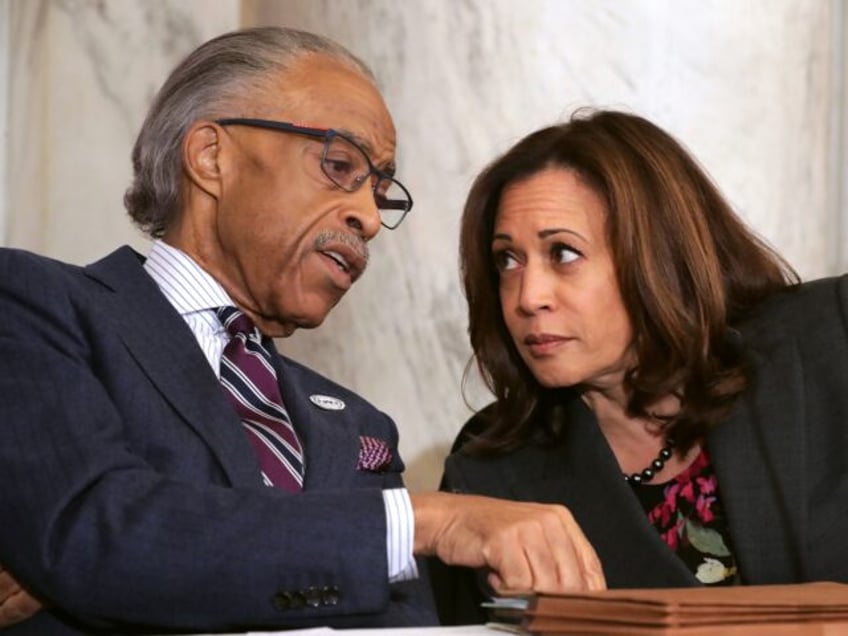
[432,109,848,624]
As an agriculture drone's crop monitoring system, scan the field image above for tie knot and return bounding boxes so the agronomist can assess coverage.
[216,306,256,338]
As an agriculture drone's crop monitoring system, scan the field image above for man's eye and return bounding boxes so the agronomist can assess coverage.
[324,157,355,177]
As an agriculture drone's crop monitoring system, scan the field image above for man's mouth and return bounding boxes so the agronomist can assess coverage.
[314,231,369,284]
[323,250,351,273]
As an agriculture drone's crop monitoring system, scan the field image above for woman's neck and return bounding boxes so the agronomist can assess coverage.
[580,387,698,483]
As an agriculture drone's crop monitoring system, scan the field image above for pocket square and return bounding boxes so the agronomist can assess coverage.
[357,435,393,472]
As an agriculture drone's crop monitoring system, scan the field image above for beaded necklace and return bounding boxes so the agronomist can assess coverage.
[623,438,675,485]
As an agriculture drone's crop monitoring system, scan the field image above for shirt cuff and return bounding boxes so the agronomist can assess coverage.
[383,488,419,582]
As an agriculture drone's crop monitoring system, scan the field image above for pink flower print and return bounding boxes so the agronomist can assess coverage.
[648,505,661,524]
[688,451,708,475]
[695,494,716,524]
[662,526,679,551]
[679,480,695,503]
[648,497,674,527]
[696,475,717,495]
[651,501,674,526]
[664,482,681,509]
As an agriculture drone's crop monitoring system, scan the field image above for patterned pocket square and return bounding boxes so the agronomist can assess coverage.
[357,435,393,472]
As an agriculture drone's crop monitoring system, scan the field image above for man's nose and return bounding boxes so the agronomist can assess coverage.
[345,182,382,240]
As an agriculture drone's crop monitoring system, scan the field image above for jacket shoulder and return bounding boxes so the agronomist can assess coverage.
[737,275,848,347]
[0,248,86,315]
[449,402,498,454]
[0,247,81,280]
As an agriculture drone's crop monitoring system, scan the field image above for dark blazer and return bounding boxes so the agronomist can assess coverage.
[432,275,848,625]
[0,246,436,634]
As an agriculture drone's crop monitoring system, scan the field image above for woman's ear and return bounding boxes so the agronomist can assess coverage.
[182,121,223,200]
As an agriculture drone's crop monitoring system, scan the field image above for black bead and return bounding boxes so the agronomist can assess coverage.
[623,439,675,486]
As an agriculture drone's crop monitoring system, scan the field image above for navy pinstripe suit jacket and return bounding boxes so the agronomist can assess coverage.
[0,246,436,634]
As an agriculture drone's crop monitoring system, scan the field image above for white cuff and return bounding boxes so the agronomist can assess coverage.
[383,488,418,582]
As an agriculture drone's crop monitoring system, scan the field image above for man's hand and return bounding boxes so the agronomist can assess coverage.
[0,566,42,627]
[411,492,605,595]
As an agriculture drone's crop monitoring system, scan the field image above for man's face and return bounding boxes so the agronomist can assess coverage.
[184,54,397,336]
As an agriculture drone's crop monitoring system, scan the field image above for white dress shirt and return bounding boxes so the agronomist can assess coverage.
[143,240,417,581]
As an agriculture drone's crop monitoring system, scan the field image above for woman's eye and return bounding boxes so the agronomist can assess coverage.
[493,250,519,272]
[552,243,581,264]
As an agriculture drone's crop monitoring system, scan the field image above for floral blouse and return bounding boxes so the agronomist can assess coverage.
[630,448,739,585]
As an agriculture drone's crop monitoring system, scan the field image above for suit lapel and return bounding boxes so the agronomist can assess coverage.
[266,341,359,491]
[84,247,262,487]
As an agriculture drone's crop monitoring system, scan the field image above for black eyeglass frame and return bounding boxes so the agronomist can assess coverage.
[215,117,413,229]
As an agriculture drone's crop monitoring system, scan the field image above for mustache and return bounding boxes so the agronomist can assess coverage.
[313,230,370,264]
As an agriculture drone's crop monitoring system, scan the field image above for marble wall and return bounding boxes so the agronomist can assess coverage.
[0,1,9,244]
[247,0,848,490]
[2,0,846,491]
[2,0,240,261]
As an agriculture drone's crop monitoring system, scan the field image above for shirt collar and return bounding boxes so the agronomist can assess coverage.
[143,240,233,317]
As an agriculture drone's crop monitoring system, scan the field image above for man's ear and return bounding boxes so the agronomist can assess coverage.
[182,121,224,199]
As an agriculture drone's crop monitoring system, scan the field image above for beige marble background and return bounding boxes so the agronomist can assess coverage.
[2,0,846,490]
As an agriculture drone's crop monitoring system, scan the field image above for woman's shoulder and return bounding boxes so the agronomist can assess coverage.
[444,401,561,473]
[738,274,848,339]
[448,403,498,454]
[448,389,584,458]
[441,410,552,496]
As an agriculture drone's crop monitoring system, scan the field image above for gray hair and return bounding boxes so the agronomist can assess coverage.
[124,26,376,237]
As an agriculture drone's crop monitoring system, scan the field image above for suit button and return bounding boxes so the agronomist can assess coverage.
[289,591,307,609]
[303,586,322,608]
[321,585,340,606]
[272,591,294,611]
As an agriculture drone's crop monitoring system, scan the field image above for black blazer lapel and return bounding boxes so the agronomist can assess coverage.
[542,397,696,587]
[84,246,262,487]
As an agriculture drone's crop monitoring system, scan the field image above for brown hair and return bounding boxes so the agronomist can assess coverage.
[460,108,798,454]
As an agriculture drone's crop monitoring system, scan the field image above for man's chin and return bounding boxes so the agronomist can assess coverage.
[275,305,335,337]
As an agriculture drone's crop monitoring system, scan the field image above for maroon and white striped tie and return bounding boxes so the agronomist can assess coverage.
[217,307,304,492]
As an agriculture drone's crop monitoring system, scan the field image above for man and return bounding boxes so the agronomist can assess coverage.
[0,27,603,634]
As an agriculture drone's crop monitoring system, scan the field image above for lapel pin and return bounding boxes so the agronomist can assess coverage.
[309,394,346,411]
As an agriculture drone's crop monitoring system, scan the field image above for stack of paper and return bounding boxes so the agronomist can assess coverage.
[519,582,848,635]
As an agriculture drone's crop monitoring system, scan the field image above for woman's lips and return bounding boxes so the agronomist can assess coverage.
[523,333,572,355]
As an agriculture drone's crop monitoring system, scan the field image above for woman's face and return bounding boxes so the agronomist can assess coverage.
[493,167,634,392]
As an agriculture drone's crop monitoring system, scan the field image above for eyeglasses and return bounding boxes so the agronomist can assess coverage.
[215,117,413,229]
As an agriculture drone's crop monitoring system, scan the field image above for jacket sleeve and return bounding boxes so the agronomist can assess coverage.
[427,424,491,626]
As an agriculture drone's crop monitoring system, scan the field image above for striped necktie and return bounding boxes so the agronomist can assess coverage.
[217,307,304,492]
